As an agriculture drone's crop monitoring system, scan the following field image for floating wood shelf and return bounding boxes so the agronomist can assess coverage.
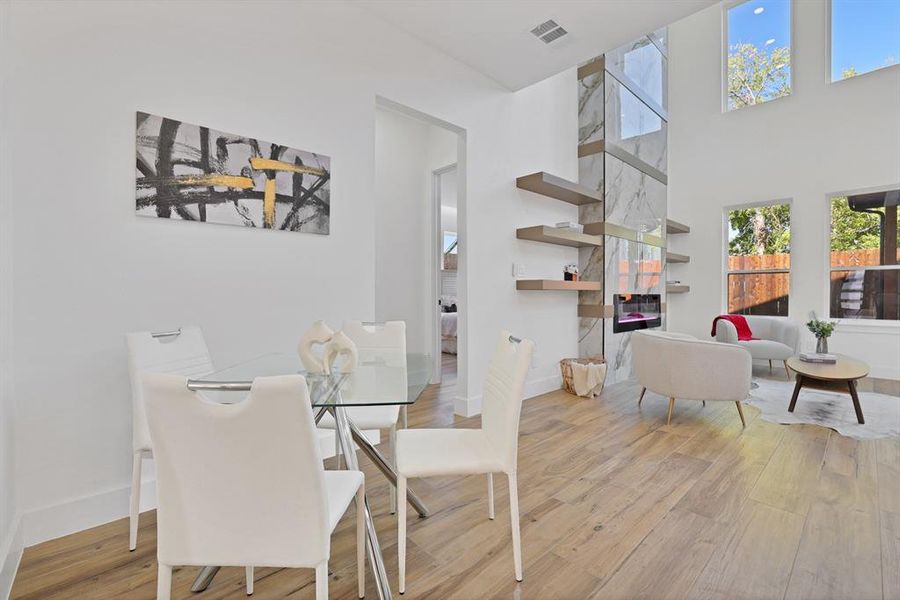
[583,222,665,248]
[666,251,690,264]
[516,226,603,248]
[666,219,690,234]
[517,280,602,291]
[516,172,603,206]
[667,284,690,294]
[577,304,614,318]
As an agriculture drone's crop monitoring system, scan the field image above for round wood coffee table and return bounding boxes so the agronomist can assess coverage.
[785,355,870,424]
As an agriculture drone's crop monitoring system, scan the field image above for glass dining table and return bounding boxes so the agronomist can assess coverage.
[184,350,432,600]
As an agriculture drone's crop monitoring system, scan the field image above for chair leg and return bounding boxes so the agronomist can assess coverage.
[735,401,746,428]
[783,360,790,379]
[245,566,254,596]
[508,472,523,582]
[315,561,329,600]
[487,473,495,520]
[129,452,142,551]
[398,476,407,594]
[667,397,676,426]
[356,484,366,599]
[637,387,646,407]
[401,405,408,429]
[335,433,343,469]
[157,564,172,600]
[768,359,773,371]
[389,425,398,514]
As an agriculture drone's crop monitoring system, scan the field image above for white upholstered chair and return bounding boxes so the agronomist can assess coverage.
[395,331,534,593]
[633,330,751,427]
[125,327,215,552]
[713,315,799,377]
[317,320,407,513]
[143,373,365,600]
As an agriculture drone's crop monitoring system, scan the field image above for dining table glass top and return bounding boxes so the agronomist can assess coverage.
[187,351,432,407]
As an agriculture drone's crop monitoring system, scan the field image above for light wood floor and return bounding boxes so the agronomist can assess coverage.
[11,364,900,599]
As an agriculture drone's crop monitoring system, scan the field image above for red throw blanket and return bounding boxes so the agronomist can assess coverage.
[711,315,756,341]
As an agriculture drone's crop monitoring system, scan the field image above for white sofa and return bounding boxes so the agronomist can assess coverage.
[632,330,752,427]
[713,315,799,376]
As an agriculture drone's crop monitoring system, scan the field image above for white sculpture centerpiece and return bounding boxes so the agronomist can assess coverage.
[298,320,358,374]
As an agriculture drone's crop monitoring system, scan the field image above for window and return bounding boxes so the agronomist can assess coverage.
[726,203,791,316]
[442,232,457,254]
[829,192,899,321]
[831,0,900,81]
[725,0,791,111]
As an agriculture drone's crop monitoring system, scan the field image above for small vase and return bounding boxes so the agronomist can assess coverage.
[815,336,828,354]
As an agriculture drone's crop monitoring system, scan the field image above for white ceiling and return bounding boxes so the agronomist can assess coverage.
[356,0,717,91]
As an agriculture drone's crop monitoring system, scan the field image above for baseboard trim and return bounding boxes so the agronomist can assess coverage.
[454,374,562,417]
[0,515,23,600]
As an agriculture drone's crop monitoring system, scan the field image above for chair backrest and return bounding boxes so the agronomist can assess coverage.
[341,321,407,403]
[143,373,330,568]
[126,327,214,453]
[632,330,750,402]
[480,331,534,473]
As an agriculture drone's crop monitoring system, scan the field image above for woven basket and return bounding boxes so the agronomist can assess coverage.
[560,356,607,396]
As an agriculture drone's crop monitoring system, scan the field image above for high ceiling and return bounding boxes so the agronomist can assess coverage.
[356,0,717,90]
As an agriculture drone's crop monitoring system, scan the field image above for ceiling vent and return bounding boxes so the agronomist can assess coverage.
[530,19,568,44]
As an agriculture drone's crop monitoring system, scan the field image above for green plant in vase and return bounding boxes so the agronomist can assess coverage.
[806,318,836,354]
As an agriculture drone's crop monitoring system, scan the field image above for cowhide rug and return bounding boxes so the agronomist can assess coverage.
[746,377,900,440]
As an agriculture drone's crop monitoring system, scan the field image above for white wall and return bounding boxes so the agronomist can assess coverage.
[2,0,578,547]
[667,1,900,378]
[374,107,456,354]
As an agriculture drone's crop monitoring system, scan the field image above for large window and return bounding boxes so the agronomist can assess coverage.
[726,203,791,316]
[829,192,899,321]
[831,0,900,81]
[725,0,791,111]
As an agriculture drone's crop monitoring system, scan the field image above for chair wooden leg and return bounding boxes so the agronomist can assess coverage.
[129,452,142,551]
[356,485,365,598]
[667,398,676,426]
[638,387,646,407]
[783,360,790,379]
[768,359,773,371]
[487,473,495,520]
[401,405,408,429]
[245,566,254,595]
[508,472,523,582]
[315,561,329,600]
[735,401,746,428]
[398,476,407,594]
[157,564,172,600]
[389,425,398,514]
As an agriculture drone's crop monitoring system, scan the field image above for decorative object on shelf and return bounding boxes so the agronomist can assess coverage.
[564,264,579,281]
[560,357,607,397]
[806,316,836,354]
[322,331,359,374]
[136,111,331,233]
[556,221,584,233]
[298,320,335,373]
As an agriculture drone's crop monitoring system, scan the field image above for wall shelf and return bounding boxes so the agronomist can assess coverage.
[577,304,614,318]
[516,226,603,248]
[666,219,690,234]
[517,279,602,291]
[666,251,690,264]
[667,284,690,294]
[516,172,603,206]
[583,222,665,248]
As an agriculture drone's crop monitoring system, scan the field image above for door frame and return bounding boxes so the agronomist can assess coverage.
[431,163,457,384]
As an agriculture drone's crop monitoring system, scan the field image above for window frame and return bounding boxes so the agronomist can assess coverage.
[722,198,794,317]
[827,0,900,85]
[824,186,900,325]
[721,0,795,113]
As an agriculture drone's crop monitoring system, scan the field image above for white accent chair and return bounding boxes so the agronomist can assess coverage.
[317,320,407,514]
[143,373,365,600]
[713,316,799,377]
[633,330,751,427]
[395,331,534,593]
[125,327,214,552]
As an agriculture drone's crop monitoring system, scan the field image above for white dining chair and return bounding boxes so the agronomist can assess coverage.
[143,373,366,600]
[125,327,215,552]
[317,320,407,514]
[395,330,534,593]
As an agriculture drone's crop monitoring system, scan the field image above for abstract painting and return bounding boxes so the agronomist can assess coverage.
[136,112,330,234]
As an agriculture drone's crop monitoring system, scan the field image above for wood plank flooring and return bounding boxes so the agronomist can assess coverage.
[11,362,900,599]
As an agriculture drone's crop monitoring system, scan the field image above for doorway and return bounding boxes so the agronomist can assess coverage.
[434,164,458,384]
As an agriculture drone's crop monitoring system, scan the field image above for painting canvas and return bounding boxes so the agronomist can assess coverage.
[136,111,330,234]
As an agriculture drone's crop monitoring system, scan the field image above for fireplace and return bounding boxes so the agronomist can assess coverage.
[613,294,662,333]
